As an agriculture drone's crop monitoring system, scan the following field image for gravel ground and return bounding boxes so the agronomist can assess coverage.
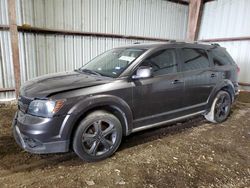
[0,93,250,188]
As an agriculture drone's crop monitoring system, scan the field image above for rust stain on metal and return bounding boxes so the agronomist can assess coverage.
[17,26,171,42]
[0,88,15,92]
[239,82,250,87]
[0,25,10,30]
[199,36,250,42]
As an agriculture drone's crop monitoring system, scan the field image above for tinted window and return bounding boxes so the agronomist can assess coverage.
[211,48,234,66]
[140,49,177,76]
[181,48,210,71]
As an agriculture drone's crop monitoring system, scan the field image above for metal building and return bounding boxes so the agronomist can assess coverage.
[0,0,250,100]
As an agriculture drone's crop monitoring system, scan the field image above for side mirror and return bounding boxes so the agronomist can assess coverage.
[132,66,152,79]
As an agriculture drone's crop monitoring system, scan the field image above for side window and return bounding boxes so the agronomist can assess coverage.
[181,48,210,71]
[211,48,234,66]
[140,49,177,76]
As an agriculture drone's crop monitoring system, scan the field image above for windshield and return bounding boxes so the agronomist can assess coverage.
[79,48,146,78]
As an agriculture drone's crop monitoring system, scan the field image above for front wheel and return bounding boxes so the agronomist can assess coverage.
[73,110,123,162]
[205,91,232,123]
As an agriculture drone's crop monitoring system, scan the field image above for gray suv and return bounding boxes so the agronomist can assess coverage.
[13,42,239,162]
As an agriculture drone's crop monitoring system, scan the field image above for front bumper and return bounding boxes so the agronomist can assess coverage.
[12,111,70,154]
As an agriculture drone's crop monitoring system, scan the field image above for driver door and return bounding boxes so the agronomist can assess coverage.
[132,48,185,128]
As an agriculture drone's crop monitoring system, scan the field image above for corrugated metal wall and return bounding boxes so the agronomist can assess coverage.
[217,41,250,86]
[0,0,16,99]
[16,0,188,39]
[0,31,16,99]
[0,0,189,100]
[0,0,8,25]
[198,0,250,85]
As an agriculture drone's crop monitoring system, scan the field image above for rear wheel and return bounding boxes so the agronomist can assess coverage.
[73,110,123,162]
[205,91,232,123]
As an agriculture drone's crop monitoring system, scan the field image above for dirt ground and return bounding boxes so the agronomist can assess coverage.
[0,93,250,188]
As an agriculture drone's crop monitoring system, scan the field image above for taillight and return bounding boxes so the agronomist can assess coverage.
[237,66,240,74]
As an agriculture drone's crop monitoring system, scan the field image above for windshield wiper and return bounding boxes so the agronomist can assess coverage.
[77,68,102,76]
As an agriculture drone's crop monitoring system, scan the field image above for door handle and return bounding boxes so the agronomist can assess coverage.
[172,79,184,84]
[210,73,216,78]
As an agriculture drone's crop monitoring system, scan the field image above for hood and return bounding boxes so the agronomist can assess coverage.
[20,71,113,98]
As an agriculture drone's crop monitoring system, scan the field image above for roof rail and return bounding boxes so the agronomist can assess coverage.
[211,43,220,46]
[169,40,176,43]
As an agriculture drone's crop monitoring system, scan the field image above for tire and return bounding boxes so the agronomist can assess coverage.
[204,91,232,123]
[73,110,123,162]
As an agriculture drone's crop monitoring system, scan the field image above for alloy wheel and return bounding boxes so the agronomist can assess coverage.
[214,93,231,120]
[81,120,117,156]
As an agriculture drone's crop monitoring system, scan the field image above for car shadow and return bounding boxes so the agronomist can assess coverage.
[119,115,206,151]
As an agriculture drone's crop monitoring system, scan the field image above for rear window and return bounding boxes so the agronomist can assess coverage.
[181,48,210,71]
[211,48,235,66]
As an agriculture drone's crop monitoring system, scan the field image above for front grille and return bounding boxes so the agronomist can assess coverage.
[18,96,33,113]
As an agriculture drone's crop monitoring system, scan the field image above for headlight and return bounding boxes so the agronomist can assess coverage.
[27,100,64,118]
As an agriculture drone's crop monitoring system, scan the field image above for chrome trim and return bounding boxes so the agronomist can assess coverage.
[132,110,205,133]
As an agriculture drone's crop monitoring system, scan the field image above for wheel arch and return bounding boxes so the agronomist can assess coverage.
[207,79,235,110]
[60,95,133,149]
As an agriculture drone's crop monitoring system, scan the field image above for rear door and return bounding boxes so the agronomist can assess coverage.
[132,48,185,128]
[179,48,214,113]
